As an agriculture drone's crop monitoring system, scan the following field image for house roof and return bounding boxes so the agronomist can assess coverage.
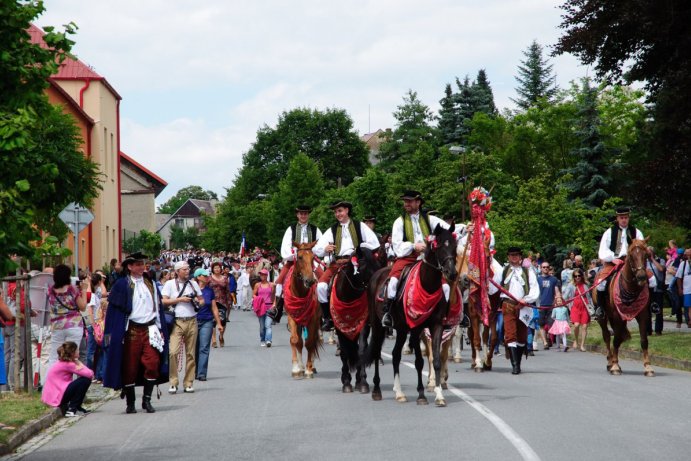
[47,79,95,126]
[119,151,168,197]
[156,199,217,233]
[189,199,216,215]
[28,24,122,100]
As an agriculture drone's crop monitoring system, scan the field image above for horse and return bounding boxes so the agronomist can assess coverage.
[594,238,654,376]
[283,241,322,379]
[365,225,458,406]
[330,246,380,393]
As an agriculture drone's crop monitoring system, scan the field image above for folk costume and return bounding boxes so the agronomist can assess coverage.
[103,253,169,414]
[595,207,645,318]
[492,247,539,375]
[383,191,451,327]
[314,200,380,330]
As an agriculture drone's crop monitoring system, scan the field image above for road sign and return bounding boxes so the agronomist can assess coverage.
[58,203,95,275]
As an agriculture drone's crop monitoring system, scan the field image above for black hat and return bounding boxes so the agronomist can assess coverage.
[400,190,424,203]
[443,213,456,221]
[329,200,353,212]
[615,206,631,215]
[295,205,312,212]
[506,246,523,255]
[122,252,148,267]
[363,215,376,222]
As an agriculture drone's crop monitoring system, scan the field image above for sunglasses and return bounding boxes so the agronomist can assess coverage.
[574,275,583,278]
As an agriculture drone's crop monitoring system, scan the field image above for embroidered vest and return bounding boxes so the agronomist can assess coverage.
[609,225,637,255]
[402,212,432,243]
[331,220,363,256]
[502,266,529,297]
[290,223,317,243]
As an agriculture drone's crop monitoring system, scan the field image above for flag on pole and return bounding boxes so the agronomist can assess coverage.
[240,232,247,257]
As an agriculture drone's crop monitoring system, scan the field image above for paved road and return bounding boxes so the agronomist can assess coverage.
[7,311,691,461]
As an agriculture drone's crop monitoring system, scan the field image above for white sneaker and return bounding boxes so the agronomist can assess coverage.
[168,385,177,394]
[260,341,266,347]
[184,386,195,393]
[266,341,272,348]
[64,410,78,417]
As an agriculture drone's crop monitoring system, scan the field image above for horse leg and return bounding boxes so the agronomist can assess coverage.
[637,314,655,377]
[341,354,353,392]
[598,318,613,372]
[440,338,450,389]
[452,326,462,363]
[424,334,436,391]
[411,331,428,405]
[484,319,497,371]
[289,318,304,379]
[357,326,370,394]
[391,329,408,402]
[471,315,484,372]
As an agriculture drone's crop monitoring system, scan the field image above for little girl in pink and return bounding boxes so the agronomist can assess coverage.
[42,341,93,417]
[548,306,572,352]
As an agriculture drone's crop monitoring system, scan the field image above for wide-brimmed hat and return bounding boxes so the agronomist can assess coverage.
[615,206,631,216]
[400,190,424,203]
[506,246,523,255]
[329,200,353,212]
[122,252,148,267]
[363,215,376,222]
[295,205,312,212]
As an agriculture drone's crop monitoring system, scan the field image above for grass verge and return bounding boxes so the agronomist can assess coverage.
[578,329,691,362]
[0,393,52,445]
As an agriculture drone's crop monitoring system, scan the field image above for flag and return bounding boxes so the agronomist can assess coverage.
[240,232,247,257]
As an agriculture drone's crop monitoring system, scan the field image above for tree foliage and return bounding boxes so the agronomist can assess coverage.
[157,185,218,214]
[512,40,557,110]
[123,229,162,257]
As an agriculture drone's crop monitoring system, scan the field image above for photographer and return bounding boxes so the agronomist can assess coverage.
[161,261,202,394]
[47,265,88,369]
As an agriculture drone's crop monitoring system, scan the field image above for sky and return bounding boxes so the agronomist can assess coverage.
[38,0,589,206]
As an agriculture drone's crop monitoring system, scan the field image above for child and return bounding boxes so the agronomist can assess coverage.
[548,305,572,352]
[41,341,93,417]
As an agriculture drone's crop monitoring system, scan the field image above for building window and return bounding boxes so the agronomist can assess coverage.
[175,218,185,228]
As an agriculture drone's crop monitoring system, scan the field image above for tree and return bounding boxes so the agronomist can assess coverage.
[1,2,101,274]
[472,69,497,116]
[512,40,557,110]
[438,83,457,145]
[123,230,162,257]
[157,185,218,214]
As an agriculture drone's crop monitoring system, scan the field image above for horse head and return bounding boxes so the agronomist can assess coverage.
[293,241,318,288]
[627,238,650,286]
[426,224,458,283]
[353,246,381,287]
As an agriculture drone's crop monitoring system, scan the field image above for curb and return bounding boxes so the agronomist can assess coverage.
[584,344,691,372]
[0,408,61,456]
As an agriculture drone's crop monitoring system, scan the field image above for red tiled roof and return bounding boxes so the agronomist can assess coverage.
[28,24,121,100]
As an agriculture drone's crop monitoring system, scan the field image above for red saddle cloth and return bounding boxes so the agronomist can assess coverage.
[283,267,318,327]
[403,262,444,329]
[612,271,650,321]
[330,275,369,341]
[444,286,463,327]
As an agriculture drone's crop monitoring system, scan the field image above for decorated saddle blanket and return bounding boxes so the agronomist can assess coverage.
[402,262,443,329]
[330,274,369,341]
[283,267,318,327]
[611,271,649,321]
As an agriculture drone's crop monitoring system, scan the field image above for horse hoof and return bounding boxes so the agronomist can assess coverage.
[483,364,492,371]
[474,367,483,373]
[435,399,446,407]
[328,337,336,345]
[372,391,382,401]
[342,384,353,393]
[305,372,314,379]
[416,398,428,406]
[453,357,462,363]
[395,395,408,403]
[644,370,655,377]
[291,371,304,379]
[441,383,448,390]
[610,369,622,376]
[359,384,370,394]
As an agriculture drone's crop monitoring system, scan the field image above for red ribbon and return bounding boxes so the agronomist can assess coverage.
[468,203,492,325]
[283,267,318,327]
[403,262,444,328]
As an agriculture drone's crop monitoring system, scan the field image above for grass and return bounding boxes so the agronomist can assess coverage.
[0,393,52,445]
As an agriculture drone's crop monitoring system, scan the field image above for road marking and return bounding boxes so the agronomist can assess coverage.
[382,352,541,461]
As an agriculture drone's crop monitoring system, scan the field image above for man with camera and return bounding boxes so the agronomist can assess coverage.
[161,260,203,394]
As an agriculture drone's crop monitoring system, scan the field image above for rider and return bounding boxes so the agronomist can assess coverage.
[272,205,323,320]
[314,201,380,331]
[382,191,451,328]
[595,206,644,319]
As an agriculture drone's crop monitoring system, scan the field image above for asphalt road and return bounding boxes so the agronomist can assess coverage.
[8,311,691,461]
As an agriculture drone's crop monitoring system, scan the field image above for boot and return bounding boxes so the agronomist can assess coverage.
[320,302,333,331]
[124,386,137,414]
[274,297,284,323]
[142,380,156,413]
[594,282,607,320]
[381,298,394,328]
[509,347,521,375]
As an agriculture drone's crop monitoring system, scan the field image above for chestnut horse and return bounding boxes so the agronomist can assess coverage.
[284,242,322,379]
[595,239,654,376]
[365,225,457,406]
[330,246,380,393]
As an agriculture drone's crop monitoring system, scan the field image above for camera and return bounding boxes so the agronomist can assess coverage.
[189,295,200,312]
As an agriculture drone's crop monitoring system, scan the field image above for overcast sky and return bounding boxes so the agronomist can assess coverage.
[38,1,589,206]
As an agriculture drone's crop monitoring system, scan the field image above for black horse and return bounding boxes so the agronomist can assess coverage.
[365,225,458,406]
[331,247,381,393]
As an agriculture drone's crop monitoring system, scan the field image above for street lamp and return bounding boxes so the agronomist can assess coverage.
[449,145,468,222]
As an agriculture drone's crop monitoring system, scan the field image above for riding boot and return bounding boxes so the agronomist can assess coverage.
[381,298,395,328]
[594,285,607,320]
[515,346,524,374]
[320,302,333,331]
[124,386,137,414]
[142,380,156,413]
[274,297,284,323]
[509,347,521,375]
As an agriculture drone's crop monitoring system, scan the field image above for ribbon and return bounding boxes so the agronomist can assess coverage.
[468,203,492,325]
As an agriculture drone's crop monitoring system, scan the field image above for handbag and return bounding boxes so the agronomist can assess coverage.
[93,319,105,346]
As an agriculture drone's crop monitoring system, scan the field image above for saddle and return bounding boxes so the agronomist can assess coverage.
[377,263,415,302]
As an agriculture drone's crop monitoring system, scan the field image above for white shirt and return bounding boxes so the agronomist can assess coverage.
[280,223,323,261]
[161,278,201,318]
[598,226,645,262]
[493,265,539,304]
[391,213,449,258]
[129,276,158,324]
[676,260,691,295]
[314,220,380,258]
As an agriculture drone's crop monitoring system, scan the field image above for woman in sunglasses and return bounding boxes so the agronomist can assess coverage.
[569,268,592,351]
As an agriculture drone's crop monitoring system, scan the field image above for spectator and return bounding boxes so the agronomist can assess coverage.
[47,265,88,368]
[569,268,592,351]
[536,262,563,350]
[252,269,274,347]
[41,341,93,417]
[667,248,683,325]
[208,262,231,348]
[675,249,691,328]
[560,259,575,306]
[587,259,600,286]
[548,303,571,351]
[3,278,29,390]
[193,268,223,381]
[1,291,15,389]
[646,247,666,335]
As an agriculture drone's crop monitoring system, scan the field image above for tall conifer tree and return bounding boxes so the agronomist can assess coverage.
[512,40,557,110]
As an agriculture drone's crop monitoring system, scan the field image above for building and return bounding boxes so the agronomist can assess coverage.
[360,129,389,165]
[157,199,217,249]
[120,151,168,239]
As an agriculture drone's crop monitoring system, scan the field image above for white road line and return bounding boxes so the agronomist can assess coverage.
[381,352,541,461]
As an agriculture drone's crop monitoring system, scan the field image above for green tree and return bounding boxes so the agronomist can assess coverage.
[471,69,497,116]
[1,2,101,274]
[169,226,186,249]
[512,40,557,110]
[157,185,218,214]
[438,83,457,145]
[123,230,162,257]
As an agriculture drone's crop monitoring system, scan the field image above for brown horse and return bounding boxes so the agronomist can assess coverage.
[284,242,322,379]
[595,238,654,376]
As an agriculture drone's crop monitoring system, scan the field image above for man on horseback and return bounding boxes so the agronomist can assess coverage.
[492,246,539,375]
[595,207,645,319]
[382,191,452,328]
[314,200,381,331]
[272,205,323,322]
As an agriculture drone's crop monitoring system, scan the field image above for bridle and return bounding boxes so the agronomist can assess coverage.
[295,249,317,285]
